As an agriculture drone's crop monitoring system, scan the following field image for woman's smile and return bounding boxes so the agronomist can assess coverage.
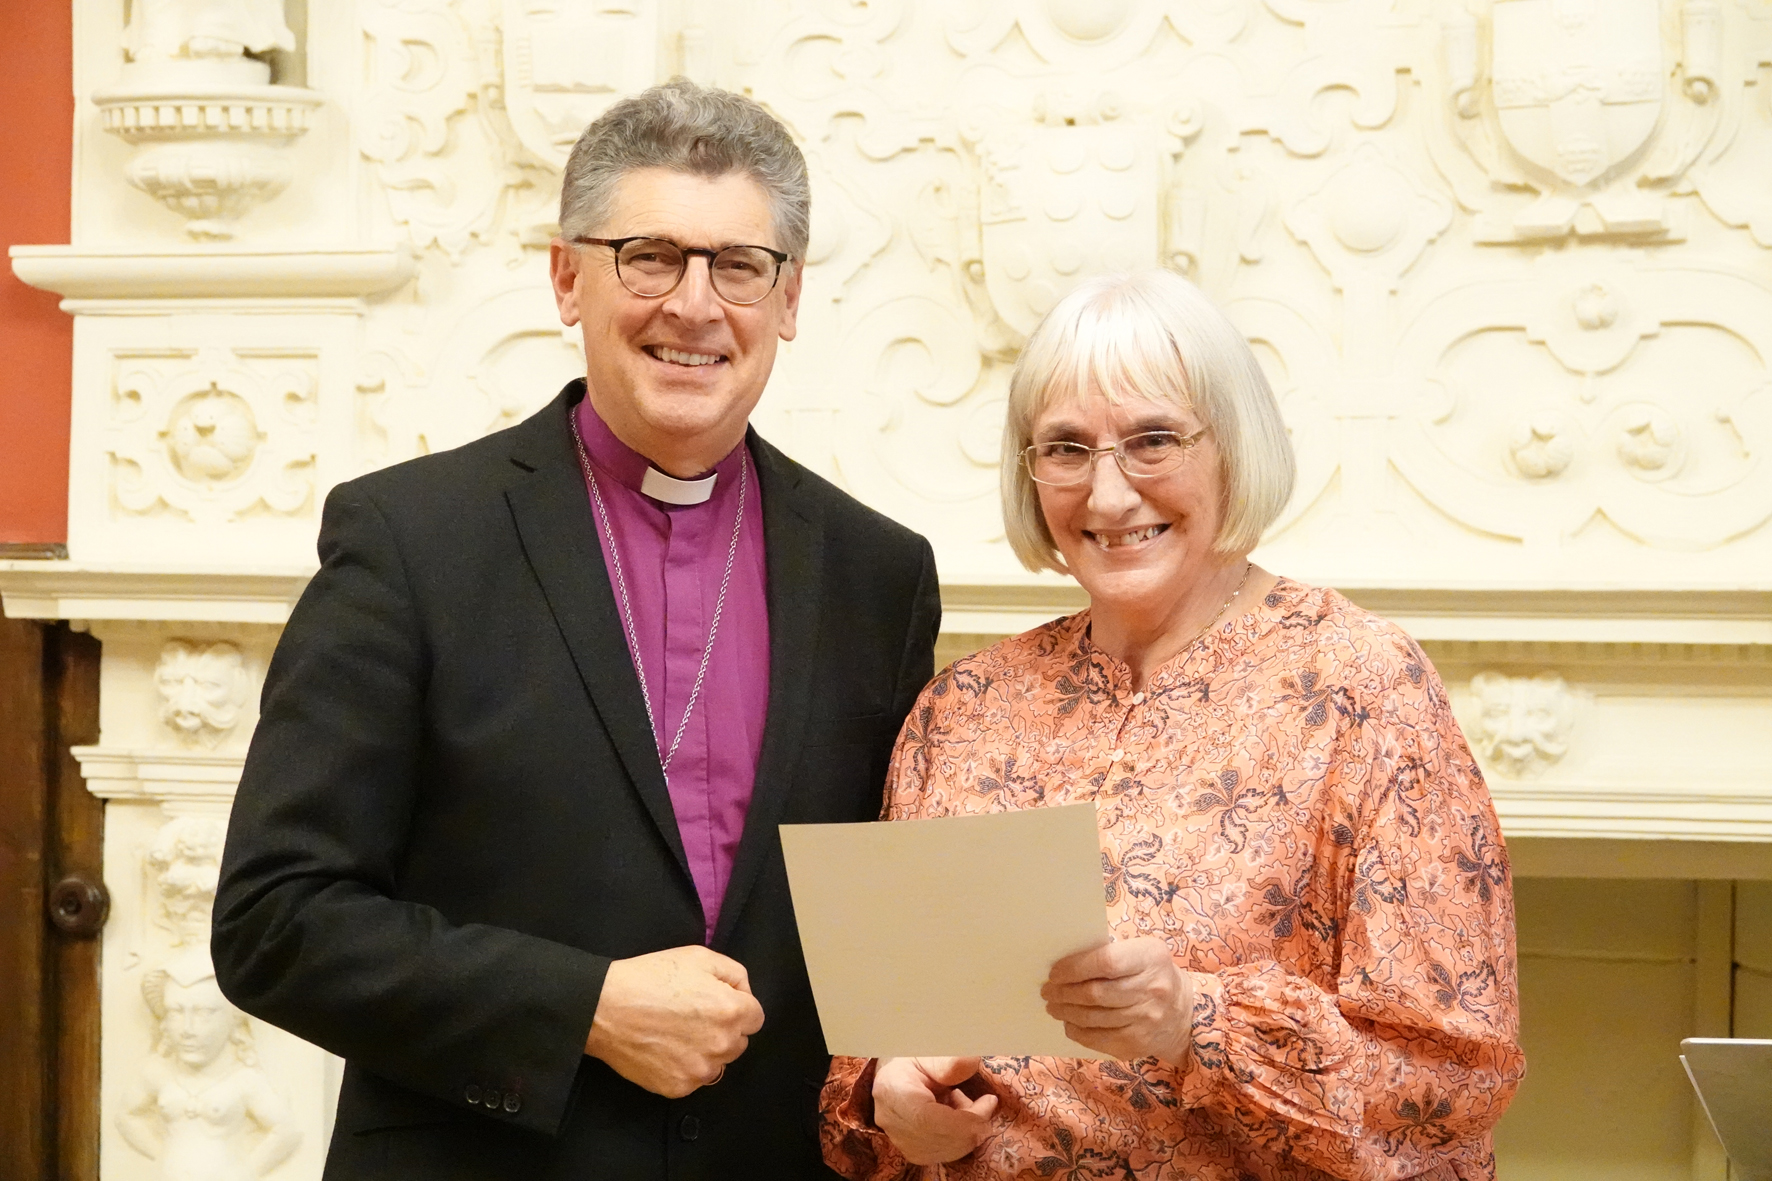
[1083,522,1171,550]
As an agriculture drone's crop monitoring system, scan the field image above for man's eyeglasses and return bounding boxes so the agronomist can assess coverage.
[1021,429,1209,486]
[571,236,792,306]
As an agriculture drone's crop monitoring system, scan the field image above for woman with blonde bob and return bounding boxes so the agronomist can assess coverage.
[821,271,1523,1180]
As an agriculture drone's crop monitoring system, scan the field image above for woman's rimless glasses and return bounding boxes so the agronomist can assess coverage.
[1021,428,1209,486]
[571,235,792,305]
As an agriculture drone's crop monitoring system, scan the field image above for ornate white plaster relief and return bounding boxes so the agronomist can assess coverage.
[1468,671,1576,778]
[97,0,322,240]
[6,5,1772,1180]
[155,641,251,748]
[118,950,303,1181]
[103,806,331,1181]
[62,308,371,568]
[86,621,340,1181]
[108,346,319,526]
[116,815,302,1180]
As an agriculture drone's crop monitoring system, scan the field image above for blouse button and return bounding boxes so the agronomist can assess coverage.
[1110,748,1126,763]
[1130,692,1145,705]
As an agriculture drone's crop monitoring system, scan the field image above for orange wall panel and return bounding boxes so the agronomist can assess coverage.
[0,5,73,545]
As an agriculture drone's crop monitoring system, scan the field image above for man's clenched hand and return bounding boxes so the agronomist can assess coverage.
[584,945,766,1098]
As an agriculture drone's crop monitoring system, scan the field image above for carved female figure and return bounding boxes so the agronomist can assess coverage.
[118,957,301,1181]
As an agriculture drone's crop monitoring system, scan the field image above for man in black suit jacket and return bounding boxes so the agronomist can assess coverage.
[212,79,939,1179]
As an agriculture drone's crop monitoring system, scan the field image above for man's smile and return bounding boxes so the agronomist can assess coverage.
[645,344,727,367]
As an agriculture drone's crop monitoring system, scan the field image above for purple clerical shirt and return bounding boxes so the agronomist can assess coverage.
[574,398,770,942]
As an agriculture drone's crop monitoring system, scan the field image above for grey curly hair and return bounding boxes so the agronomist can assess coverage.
[559,77,810,261]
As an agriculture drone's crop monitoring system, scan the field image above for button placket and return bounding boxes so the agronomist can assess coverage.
[1107,688,1141,768]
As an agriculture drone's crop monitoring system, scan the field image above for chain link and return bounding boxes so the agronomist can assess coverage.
[571,418,749,780]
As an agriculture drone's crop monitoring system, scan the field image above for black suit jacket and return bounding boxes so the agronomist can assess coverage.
[212,382,939,1180]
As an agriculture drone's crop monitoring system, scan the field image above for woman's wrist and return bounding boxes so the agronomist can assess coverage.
[1169,968,1198,1069]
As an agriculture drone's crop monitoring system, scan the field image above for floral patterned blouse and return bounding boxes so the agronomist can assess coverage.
[820,578,1524,1181]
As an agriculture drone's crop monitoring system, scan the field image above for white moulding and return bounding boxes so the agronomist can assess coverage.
[8,245,414,301]
[0,562,314,623]
[1491,780,1772,842]
[937,582,1772,645]
[4,567,1769,639]
[73,746,244,806]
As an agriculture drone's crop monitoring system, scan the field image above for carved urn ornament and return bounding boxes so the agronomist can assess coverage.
[96,0,322,240]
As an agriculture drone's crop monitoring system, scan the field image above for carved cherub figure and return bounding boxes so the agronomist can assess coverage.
[118,953,301,1181]
[155,641,249,747]
[146,814,228,942]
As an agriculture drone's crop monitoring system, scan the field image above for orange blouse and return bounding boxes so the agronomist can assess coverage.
[820,579,1523,1181]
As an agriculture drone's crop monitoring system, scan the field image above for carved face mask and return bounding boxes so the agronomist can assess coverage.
[1471,672,1573,774]
[155,643,247,739]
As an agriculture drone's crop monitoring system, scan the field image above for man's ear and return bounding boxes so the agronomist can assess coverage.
[549,238,582,327]
[776,260,804,343]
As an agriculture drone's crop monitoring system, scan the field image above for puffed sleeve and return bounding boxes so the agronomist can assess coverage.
[1174,634,1524,1180]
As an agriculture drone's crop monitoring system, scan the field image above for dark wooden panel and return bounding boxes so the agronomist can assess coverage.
[49,624,102,1181]
[0,614,50,1181]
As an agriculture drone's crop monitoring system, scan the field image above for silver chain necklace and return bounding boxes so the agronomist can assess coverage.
[1187,561,1253,651]
[570,418,749,779]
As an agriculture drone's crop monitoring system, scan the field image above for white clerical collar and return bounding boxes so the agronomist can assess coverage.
[640,466,717,505]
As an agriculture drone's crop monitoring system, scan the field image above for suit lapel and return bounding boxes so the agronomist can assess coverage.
[712,432,823,950]
[502,384,690,880]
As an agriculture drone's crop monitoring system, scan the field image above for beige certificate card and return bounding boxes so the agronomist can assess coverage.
[780,802,1111,1059]
[1682,1038,1772,1180]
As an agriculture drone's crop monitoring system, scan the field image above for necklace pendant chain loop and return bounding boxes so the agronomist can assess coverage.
[571,417,749,782]
[1191,561,1253,651]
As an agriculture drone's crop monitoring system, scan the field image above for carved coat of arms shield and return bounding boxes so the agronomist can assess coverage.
[502,1,659,171]
[1490,0,1663,188]
[976,122,1160,338]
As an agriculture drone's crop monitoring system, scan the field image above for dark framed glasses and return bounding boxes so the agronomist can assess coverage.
[571,235,791,305]
[1021,428,1208,486]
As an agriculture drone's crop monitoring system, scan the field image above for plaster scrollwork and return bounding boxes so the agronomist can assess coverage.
[1252,1,1411,160]
[804,143,896,304]
[1285,143,1454,296]
[362,0,664,256]
[1468,671,1576,779]
[97,0,321,239]
[118,818,301,1181]
[769,0,909,113]
[946,0,1173,67]
[106,348,319,526]
[1227,297,1339,541]
[831,293,1004,508]
[1392,257,1772,549]
[368,283,583,462]
[359,0,521,255]
[155,641,251,748]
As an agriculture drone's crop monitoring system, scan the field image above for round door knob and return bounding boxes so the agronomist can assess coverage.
[48,875,110,937]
